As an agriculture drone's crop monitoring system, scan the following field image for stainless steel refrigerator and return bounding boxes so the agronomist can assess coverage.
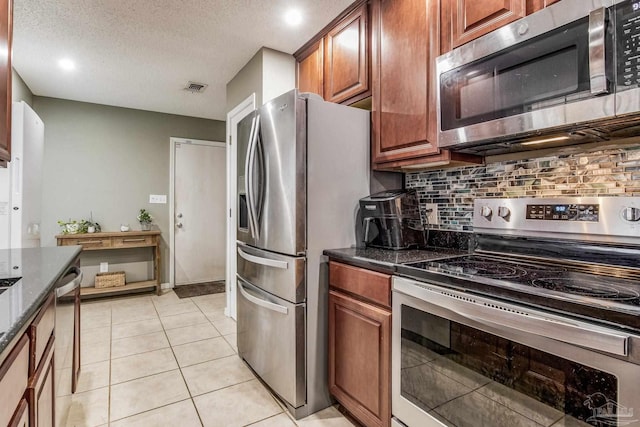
[236,89,370,418]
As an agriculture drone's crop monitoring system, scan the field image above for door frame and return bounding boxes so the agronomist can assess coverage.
[225,94,256,319]
[169,137,226,287]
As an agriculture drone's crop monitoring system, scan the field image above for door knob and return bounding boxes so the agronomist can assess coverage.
[176,222,183,228]
[177,213,183,218]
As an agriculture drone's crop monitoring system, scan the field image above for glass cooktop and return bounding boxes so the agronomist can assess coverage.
[398,255,640,330]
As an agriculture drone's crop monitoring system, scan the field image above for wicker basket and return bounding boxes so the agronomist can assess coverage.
[95,271,126,288]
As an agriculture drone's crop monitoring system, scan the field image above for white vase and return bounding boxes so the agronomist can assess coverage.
[87,226,96,233]
[140,222,152,231]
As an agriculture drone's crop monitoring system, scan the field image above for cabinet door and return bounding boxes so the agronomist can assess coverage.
[324,3,369,104]
[9,399,29,427]
[28,338,55,427]
[297,40,324,98]
[329,290,391,427]
[0,334,29,427]
[442,0,526,51]
[372,0,440,166]
[526,0,560,15]
[0,0,12,165]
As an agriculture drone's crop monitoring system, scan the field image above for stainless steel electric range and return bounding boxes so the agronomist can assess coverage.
[392,197,640,427]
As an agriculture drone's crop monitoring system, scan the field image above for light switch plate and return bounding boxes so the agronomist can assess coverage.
[100,262,108,273]
[149,194,167,204]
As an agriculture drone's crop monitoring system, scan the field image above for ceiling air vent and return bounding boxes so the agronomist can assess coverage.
[184,81,208,93]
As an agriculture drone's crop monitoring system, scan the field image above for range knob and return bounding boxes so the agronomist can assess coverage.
[622,207,640,222]
[497,206,511,219]
[480,206,493,219]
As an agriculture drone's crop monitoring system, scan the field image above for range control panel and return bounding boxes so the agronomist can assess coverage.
[473,197,640,242]
[526,204,600,222]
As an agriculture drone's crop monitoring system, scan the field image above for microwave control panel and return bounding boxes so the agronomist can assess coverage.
[526,204,600,222]
[617,0,640,89]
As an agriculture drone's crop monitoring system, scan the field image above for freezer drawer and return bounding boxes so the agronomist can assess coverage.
[237,243,305,303]
[237,278,306,408]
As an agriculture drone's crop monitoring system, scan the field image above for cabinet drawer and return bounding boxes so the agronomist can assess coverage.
[0,334,30,427]
[113,235,154,248]
[64,237,111,249]
[29,293,55,374]
[329,261,391,308]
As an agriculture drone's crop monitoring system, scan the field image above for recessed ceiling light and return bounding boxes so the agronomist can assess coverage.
[58,58,75,71]
[284,9,302,26]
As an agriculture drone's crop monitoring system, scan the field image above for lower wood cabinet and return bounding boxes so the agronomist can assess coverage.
[328,261,391,427]
[9,399,29,427]
[0,333,29,427]
[28,336,54,427]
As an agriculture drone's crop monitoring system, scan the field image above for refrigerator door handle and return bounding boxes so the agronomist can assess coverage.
[237,247,288,269]
[238,281,288,315]
[247,115,261,239]
[244,116,258,239]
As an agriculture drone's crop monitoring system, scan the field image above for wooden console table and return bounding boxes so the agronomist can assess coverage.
[56,231,161,298]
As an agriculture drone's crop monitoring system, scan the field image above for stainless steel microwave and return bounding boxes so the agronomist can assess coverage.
[436,0,640,155]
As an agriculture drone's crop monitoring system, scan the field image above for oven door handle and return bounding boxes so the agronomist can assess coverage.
[588,6,609,95]
[394,277,629,356]
[462,309,628,357]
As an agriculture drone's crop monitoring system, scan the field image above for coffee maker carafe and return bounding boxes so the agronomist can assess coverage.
[359,189,425,250]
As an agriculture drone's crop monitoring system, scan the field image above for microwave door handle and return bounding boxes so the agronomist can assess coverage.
[588,7,609,95]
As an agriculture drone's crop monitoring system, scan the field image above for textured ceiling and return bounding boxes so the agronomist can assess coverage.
[13,0,353,121]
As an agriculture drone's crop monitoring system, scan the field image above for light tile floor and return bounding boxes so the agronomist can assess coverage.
[55,290,356,427]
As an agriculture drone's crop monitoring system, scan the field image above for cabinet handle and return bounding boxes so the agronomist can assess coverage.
[82,240,103,244]
[123,238,146,242]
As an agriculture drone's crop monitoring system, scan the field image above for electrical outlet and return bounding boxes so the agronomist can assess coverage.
[424,203,439,225]
[100,262,108,273]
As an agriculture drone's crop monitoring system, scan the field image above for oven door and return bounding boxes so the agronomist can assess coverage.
[437,0,615,149]
[392,276,640,427]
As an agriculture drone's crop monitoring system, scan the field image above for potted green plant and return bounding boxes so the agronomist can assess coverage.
[79,219,101,233]
[137,209,153,231]
[57,219,80,234]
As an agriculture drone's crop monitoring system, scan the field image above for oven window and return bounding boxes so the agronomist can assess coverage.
[400,305,618,426]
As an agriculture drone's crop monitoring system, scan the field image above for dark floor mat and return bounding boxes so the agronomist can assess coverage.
[174,281,226,298]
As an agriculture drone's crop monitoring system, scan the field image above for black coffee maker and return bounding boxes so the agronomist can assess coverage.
[359,189,426,250]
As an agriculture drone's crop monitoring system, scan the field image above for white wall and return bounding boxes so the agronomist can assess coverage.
[225,47,295,113]
[33,97,225,282]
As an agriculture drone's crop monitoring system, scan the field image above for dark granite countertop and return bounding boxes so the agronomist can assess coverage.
[0,245,82,357]
[324,246,468,274]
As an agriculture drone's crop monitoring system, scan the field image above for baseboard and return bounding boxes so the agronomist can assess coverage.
[161,282,174,290]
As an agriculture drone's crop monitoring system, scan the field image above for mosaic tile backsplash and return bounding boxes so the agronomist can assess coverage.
[405,146,640,231]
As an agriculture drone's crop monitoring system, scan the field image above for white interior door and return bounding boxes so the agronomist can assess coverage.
[172,138,226,286]
[225,94,256,319]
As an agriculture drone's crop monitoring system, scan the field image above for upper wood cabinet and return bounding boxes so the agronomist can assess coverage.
[0,0,12,166]
[295,0,370,105]
[323,3,369,103]
[441,0,562,52]
[371,0,440,166]
[297,40,324,98]
[441,0,526,51]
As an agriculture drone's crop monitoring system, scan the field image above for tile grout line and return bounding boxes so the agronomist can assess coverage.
[154,293,206,427]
